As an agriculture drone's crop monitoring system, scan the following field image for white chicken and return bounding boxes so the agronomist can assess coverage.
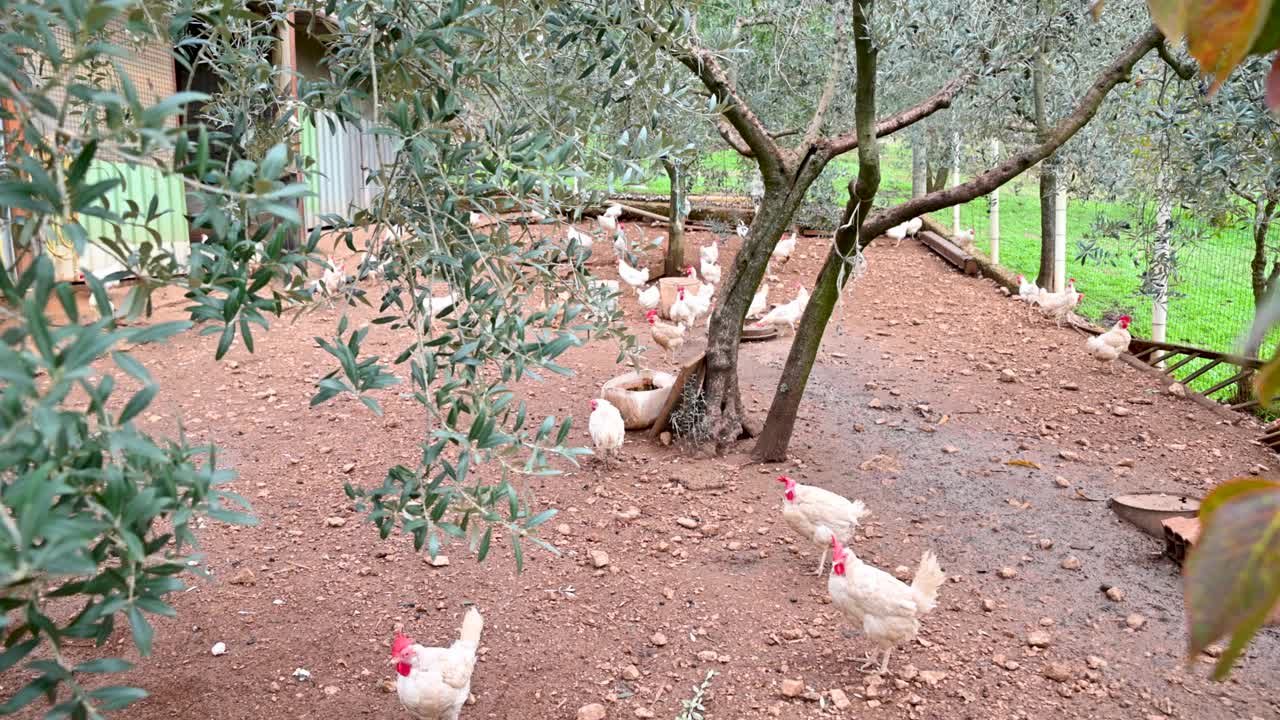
[1015,274,1040,303]
[669,287,696,329]
[700,257,721,285]
[827,537,946,675]
[1033,278,1083,325]
[321,257,345,294]
[1085,315,1131,369]
[746,282,769,319]
[772,231,797,265]
[885,222,909,247]
[736,221,750,240]
[597,205,623,235]
[904,217,923,236]
[617,257,650,290]
[392,608,484,720]
[700,241,719,265]
[955,227,976,244]
[612,226,629,257]
[588,398,625,462]
[647,310,687,362]
[637,284,660,311]
[87,279,121,321]
[777,475,869,575]
[756,284,809,334]
[566,226,594,251]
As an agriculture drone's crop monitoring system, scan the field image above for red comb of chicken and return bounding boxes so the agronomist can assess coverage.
[391,633,414,658]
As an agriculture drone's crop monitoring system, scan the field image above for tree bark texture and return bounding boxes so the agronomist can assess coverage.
[661,158,686,278]
[1036,158,1059,290]
[911,134,927,198]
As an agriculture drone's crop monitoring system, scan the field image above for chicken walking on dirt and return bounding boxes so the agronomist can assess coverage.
[647,310,687,362]
[392,608,484,720]
[588,398,625,464]
[777,475,869,575]
[827,537,945,675]
[1086,315,1132,370]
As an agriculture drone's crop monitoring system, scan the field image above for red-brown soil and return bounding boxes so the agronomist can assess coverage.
[6,223,1279,720]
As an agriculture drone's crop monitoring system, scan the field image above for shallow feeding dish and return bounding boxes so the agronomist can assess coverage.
[741,325,778,342]
[1108,492,1201,538]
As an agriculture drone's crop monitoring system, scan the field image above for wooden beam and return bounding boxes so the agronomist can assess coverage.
[1179,358,1224,385]
[915,230,978,276]
[1201,368,1253,398]
[1162,353,1200,374]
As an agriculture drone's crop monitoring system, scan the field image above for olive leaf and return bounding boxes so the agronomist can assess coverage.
[1184,479,1280,679]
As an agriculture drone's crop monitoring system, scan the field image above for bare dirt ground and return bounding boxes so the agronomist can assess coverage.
[8,223,1280,720]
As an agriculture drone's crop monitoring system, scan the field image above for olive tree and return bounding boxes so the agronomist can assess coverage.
[0,0,640,715]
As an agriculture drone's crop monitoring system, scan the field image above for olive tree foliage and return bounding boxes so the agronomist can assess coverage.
[1169,57,1280,310]
[557,0,1165,460]
[0,0,646,715]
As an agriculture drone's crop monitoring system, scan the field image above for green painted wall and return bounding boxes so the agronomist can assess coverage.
[68,160,190,279]
[301,116,321,224]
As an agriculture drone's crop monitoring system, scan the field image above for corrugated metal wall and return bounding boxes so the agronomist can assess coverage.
[42,21,189,281]
[312,112,365,224]
[74,162,190,279]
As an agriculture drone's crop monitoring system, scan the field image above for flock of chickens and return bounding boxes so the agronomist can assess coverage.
[373,213,1140,720]
[386,472,944,720]
[1014,274,1132,366]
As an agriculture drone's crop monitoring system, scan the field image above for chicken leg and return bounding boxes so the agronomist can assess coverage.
[814,547,828,576]
[857,648,893,675]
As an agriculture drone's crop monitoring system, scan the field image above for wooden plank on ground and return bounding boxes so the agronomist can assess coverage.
[650,352,706,439]
[915,230,978,276]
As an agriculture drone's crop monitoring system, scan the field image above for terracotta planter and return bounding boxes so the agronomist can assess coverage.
[601,369,677,430]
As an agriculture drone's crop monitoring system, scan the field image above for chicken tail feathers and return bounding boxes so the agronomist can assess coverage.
[848,499,870,525]
[1085,335,1105,353]
[459,607,484,647]
[911,551,946,615]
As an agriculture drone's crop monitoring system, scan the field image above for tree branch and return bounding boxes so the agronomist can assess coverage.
[802,3,849,148]
[1157,40,1196,81]
[677,46,787,181]
[823,74,972,157]
[715,118,755,157]
[860,27,1162,241]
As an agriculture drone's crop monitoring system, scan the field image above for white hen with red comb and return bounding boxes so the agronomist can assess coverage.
[777,475,869,575]
[392,608,483,720]
[588,398,625,461]
[827,538,945,675]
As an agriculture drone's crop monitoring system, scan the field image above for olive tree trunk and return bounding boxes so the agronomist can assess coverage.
[661,157,686,278]
[1246,195,1280,358]
[755,0,881,461]
[1036,158,1059,290]
[700,169,827,445]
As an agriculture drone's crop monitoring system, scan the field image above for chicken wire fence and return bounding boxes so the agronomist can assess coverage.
[947,196,1272,359]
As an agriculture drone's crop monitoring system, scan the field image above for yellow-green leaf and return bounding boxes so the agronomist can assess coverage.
[1147,0,1191,41]
[1184,480,1280,679]
[1254,355,1280,407]
[1184,0,1276,94]
[1199,478,1280,519]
